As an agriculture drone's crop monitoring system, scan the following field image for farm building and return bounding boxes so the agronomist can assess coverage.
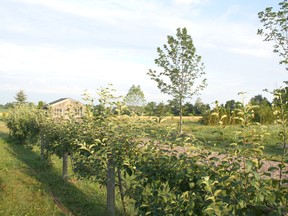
[44,98,84,118]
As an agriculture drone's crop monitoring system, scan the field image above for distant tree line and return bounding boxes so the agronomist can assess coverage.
[142,97,210,117]
[201,94,275,125]
[0,90,45,110]
[0,102,14,110]
[121,82,287,126]
[2,86,288,126]
[140,93,275,125]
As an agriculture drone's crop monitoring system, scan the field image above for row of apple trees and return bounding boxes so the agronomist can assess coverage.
[5,85,287,216]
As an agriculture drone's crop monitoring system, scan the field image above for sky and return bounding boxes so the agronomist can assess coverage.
[0,0,287,105]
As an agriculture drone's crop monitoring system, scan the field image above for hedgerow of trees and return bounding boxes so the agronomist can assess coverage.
[5,85,288,215]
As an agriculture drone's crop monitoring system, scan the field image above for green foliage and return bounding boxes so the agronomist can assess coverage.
[143,100,210,117]
[270,87,288,187]
[37,101,46,109]
[43,111,81,158]
[6,103,44,145]
[202,93,275,126]
[77,87,134,164]
[250,94,274,124]
[124,85,146,115]
[14,89,27,104]
[272,81,288,109]
[202,100,241,126]
[208,101,228,126]
[74,86,152,215]
[148,27,207,132]
[0,103,14,111]
[125,101,287,215]
[127,132,208,215]
[144,101,158,116]
[193,98,210,116]
[258,0,288,68]
[4,87,288,215]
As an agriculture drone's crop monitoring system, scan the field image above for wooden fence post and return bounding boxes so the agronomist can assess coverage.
[107,156,115,216]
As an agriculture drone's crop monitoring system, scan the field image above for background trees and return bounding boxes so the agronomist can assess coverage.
[250,94,274,124]
[144,101,157,116]
[14,90,27,104]
[148,27,207,133]
[0,102,14,109]
[193,98,210,116]
[124,85,146,115]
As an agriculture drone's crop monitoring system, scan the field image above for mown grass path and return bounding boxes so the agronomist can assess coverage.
[0,133,64,215]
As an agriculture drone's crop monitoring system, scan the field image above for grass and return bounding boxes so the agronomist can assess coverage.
[154,116,285,160]
[0,127,63,215]
[0,121,128,216]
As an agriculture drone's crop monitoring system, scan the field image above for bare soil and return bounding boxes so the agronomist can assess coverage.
[159,144,288,180]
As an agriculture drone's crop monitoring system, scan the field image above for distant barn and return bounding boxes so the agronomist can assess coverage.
[44,98,84,118]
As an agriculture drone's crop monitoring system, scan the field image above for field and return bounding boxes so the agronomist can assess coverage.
[151,116,284,160]
[0,109,8,120]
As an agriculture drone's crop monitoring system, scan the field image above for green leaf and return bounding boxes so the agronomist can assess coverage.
[204,207,215,212]
[220,115,227,120]
[268,166,278,172]
[213,189,222,197]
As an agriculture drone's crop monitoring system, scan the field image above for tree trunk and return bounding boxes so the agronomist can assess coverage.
[117,168,127,216]
[107,156,115,216]
[179,98,183,134]
[62,150,69,180]
[40,134,45,160]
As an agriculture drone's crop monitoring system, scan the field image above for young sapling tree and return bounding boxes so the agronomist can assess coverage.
[148,27,207,133]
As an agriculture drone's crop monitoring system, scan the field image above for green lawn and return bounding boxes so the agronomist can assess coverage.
[0,125,63,215]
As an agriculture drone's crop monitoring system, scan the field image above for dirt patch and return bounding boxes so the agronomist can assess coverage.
[151,143,288,180]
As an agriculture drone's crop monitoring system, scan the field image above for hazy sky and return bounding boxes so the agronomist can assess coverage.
[0,0,287,105]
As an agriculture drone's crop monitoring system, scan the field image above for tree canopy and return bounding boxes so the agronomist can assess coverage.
[124,85,146,115]
[147,27,207,132]
[258,0,288,68]
[14,89,27,104]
